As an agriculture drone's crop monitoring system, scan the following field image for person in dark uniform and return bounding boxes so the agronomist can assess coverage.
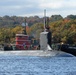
[46,27,52,47]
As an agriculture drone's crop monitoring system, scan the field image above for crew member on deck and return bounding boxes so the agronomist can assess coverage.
[46,27,52,47]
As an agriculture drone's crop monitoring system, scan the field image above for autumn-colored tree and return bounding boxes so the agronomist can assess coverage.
[49,19,76,44]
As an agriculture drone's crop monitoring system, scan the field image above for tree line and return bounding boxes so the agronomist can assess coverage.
[0,15,76,45]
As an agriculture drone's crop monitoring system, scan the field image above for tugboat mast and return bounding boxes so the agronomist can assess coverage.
[22,18,27,35]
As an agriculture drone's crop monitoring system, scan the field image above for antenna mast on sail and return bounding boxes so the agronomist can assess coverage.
[44,9,46,32]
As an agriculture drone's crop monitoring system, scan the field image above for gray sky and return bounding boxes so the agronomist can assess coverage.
[0,0,76,17]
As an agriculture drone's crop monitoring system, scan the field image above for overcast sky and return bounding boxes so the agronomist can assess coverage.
[0,0,76,17]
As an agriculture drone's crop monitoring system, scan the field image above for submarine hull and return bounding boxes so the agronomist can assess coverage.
[0,50,74,57]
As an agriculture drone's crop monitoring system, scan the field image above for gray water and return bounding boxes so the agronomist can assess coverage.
[0,55,76,75]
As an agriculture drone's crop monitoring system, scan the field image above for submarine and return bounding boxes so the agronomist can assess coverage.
[1,32,74,57]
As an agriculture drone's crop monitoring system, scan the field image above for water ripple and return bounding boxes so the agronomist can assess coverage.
[0,56,76,75]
